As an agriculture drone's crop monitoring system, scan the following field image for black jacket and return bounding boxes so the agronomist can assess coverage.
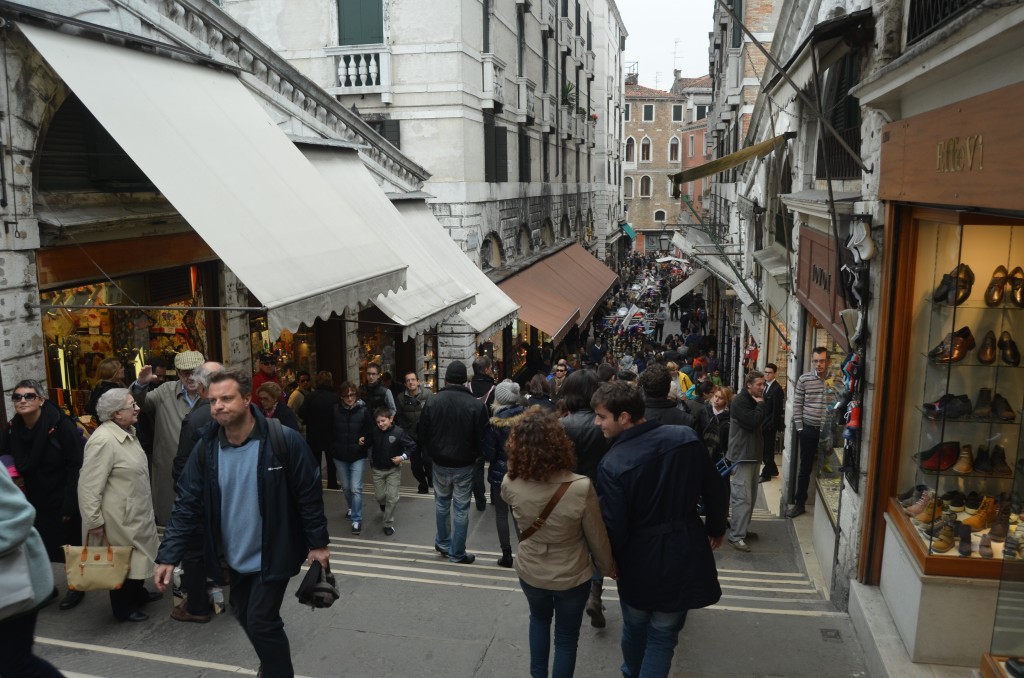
[763,379,786,433]
[368,424,416,471]
[396,389,430,441]
[418,385,489,468]
[300,385,339,453]
[695,403,730,461]
[597,421,726,612]
[2,400,84,561]
[643,398,696,428]
[561,409,609,481]
[267,403,301,433]
[157,406,329,583]
[174,398,212,485]
[482,405,526,484]
[470,375,497,408]
[331,401,373,463]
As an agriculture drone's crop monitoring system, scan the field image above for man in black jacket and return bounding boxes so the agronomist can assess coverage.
[639,364,696,428]
[299,371,340,490]
[155,370,329,677]
[759,363,785,483]
[469,356,497,509]
[419,361,489,564]
[169,360,222,624]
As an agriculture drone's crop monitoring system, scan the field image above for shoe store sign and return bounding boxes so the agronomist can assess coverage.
[879,81,1024,212]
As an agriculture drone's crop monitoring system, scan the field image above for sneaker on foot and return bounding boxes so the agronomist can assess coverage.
[452,553,476,564]
[351,521,361,535]
[729,538,751,552]
[384,526,395,536]
[346,509,352,519]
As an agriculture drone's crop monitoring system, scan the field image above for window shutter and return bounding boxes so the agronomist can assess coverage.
[495,126,509,182]
[382,120,401,149]
[484,114,496,182]
[339,0,384,46]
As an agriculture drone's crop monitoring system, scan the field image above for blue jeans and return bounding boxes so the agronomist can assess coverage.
[619,602,688,678]
[432,464,474,560]
[334,458,365,523]
[519,579,590,678]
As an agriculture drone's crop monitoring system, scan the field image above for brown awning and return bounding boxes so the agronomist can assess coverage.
[558,245,620,326]
[499,274,580,346]
[673,132,796,186]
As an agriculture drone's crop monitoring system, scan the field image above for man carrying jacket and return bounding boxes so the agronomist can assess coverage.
[155,370,329,678]
[419,361,489,564]
[593,381,726,678]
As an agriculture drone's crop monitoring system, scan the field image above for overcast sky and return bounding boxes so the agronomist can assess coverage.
[618,0,715,90]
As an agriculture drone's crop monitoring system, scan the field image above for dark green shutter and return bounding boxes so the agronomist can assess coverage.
[494,126,508,183]
[484,113,496,182]
[339,0,384,46]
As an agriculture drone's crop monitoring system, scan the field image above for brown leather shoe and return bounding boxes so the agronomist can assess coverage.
[930,523,957,553]
[170,605,211,624]
[978,331,997,364]
[1009,266,1024,307]
[913,498,944,526]
[929,327,975,363]
[985,265,1010,306]
[952,445,974,474]
[998,331,1020,366]
[963,496,996,532]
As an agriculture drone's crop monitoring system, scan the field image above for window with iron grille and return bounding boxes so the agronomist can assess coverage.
[907,0,984,46]
[815,50,862,181]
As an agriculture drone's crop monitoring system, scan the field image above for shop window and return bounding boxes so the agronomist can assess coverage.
[642,104,654,121]
[639,175,651,197]
[640,137,651,162]
[669,137,680,162]
[338,0,384,45]
[888,216,1024,576]
[624,137,635,162]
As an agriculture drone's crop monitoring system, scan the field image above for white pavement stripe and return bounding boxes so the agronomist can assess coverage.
[720,593,825,604]
[720,583,817,594]
[35,637,305,676]
[716,567,805,577]
[60,673,106,678]
[717,575,811,586]
[329,557,513,581]
[704,605,849,618]
[331,568,519,592]
[327,549,515,572]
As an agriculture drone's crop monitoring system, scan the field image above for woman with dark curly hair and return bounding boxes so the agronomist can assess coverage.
[501,408,616,678]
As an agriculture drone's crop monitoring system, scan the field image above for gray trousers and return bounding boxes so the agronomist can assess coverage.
[728,461,759,542]
[372,466,402,527]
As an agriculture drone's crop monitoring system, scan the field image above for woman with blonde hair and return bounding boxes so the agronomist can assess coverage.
[86,357,126,418]
[502,408,616,678]
[696,385,733,464]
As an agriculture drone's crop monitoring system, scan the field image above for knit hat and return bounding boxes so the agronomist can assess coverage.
[620,355,634,370]
[445,360,468,384]
[494,379,520,406]
[174,351,204,371]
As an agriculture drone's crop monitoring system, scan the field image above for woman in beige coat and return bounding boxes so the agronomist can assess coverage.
[78,388,162,622]
[501,408,616,678]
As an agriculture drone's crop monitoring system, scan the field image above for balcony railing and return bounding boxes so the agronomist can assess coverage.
[559,105,572,139]
[514,77,537,123]
[907,0,984,46]
[541,0,557,34]
[482,54,507,108]
[559,18,573,54]
[573,115,586,142]
[331,46,392,103]
[585,120,595,148]
[540,93,556,131]
[815,126,862,180]
[584,50,595,79]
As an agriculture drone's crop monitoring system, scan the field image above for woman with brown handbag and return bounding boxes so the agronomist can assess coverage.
[501,408,616,678]
[78,388,161,622]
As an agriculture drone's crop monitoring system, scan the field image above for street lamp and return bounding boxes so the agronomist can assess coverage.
[659,225,670,251]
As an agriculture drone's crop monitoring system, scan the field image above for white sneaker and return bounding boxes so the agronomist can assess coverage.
[346,509,351,519]
[351,522,361,535]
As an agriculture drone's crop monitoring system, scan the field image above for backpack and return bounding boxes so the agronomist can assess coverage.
[702,413,722,456]
[198,417,294,495]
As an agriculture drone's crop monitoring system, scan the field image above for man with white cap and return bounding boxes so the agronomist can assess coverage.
[133,350,205,525]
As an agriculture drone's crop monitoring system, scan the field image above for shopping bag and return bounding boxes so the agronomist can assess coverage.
[63,541,132,591]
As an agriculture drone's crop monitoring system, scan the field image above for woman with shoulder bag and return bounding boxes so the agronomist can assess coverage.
[501,409,616,678]
[78,388,162,622]
[0,379,85,611]
[0,462,65,677]
[482,380,527,568]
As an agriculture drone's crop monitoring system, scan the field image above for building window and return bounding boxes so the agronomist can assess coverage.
[366,119,401,150]
[483,0,491,52]
[338,0,384,45]
[518,127,531,182]
[654,210,666,222]
[516,8,525,76]
[667,177,675,196]
[640,137,651,162]
[625,137,635,162]
[624,176,633,197]
[688,134,695,158]
[484,113,508,182]
[672,105,683,122]
[696,105,707,120]
[639,175,651,197]
[642,104,654,121]
[542,36,549,92]
[623,103,631,121]
[732,0,743,48]
[669,137,679,162]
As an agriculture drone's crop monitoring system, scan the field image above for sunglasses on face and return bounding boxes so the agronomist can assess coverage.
[11,393,39,402]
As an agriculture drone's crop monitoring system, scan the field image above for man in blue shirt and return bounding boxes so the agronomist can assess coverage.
[155,370,330,677]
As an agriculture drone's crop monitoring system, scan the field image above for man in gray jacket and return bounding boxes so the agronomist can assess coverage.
[725,370,767,552]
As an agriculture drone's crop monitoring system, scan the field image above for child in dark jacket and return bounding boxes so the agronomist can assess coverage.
[368,407,416,536]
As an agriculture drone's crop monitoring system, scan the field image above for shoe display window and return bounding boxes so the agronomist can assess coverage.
[983,453,1024,677]
[891,217,1024,577]
[808,320,846,525]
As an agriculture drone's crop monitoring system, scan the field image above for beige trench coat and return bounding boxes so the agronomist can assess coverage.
[78,421,160,580]
[136,380,194,525]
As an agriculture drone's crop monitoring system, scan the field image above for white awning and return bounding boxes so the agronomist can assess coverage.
[670,269,710,304]
[672,231,755,307]
[22,25,407,339]
[392,201,519,341]
[300,147,477,340]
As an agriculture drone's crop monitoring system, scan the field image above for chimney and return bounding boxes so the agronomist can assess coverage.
[674,69,681,79]
[625,73,638,85]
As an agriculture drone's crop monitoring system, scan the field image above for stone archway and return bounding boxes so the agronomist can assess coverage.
[517,223,533,257]
[480,231,504,270]
[541,218,555,246]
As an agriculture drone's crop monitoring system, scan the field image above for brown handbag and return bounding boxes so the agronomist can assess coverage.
[63,538,133,591]
[519,481,574,541]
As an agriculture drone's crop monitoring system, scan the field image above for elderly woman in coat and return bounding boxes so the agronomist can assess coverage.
[78,388,162,622]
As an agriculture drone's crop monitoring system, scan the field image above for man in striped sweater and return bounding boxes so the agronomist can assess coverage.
[787,347,831,518]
